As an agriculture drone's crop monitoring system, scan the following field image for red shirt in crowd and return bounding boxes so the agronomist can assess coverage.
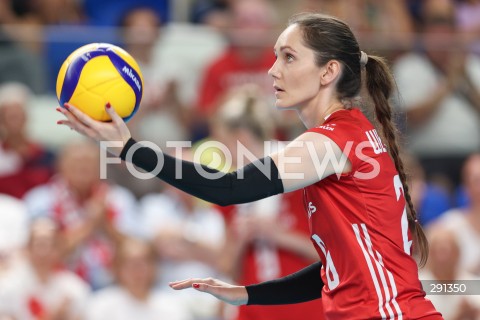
[0,142,53,198]
[197,47,275,115]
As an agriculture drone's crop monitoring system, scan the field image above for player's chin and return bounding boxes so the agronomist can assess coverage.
[274,99,295,110]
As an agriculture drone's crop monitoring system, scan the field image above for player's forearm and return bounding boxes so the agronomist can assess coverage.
[119,138,284,206]
[246,261,323,305]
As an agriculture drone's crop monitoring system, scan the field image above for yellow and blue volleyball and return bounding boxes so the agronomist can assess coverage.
[56,43,143,122]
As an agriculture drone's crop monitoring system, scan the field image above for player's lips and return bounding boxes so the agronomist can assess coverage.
[274,85,284,93]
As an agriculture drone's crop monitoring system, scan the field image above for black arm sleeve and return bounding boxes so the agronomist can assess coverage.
[119,138,284,206]
[246,261,323,305]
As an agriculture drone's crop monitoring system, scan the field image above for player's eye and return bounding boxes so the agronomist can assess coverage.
[286,54,294,62]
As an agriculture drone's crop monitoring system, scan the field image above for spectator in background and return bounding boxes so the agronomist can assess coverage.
[119,6,189,150]
[195,0,277,140]
[82,0,169,27]
[393,0,480,191]
[419,225,480,319]
[105,6,189,198]
[401,153,451,226]
[0,83,54,198]
[435,154,480,276]
[86,237,190,320]
[455,0,480,45]
[23,140,140,290]
[211,86,324,320]
[17,0,84,25]
[119,7,161,83]
[190,0,231,31]
[0,195,28,278]
[0,196,26,320]
[0,0,84,57]
[456,0,480,27]
[0,0,86,90]
[140,172,226,320]
[295,0,414,58]
[0,217,90,320]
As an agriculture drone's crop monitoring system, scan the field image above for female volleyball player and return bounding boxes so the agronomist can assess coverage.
[58,13,442,320]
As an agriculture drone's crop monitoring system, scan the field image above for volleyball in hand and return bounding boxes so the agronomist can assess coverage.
[56,43,143,122]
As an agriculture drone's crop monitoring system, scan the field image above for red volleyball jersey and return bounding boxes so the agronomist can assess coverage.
[304,108,442,319]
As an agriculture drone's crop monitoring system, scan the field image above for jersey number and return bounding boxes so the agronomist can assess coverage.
[393,174,412,255]
[312,234,339,290]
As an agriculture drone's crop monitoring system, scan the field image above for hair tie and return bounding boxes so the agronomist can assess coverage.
[360,51,368,67]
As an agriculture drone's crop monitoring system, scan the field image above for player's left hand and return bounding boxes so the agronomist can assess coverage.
[169,278,248,306]
[57,103,132,156]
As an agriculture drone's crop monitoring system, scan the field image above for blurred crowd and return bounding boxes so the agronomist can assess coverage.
[0,0,480,319]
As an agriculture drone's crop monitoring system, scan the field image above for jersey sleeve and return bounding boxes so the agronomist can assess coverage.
[306,117,363,173]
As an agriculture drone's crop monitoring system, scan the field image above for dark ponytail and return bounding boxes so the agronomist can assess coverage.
[364,55,429,267]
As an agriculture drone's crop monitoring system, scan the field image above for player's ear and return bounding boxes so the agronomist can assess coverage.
[320,60,341,86]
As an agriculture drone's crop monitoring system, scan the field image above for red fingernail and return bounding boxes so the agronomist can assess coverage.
[57,120,62,125]
[56,107,62,112]
[106,103,111,109]
[64,104,70,110]
[193,284,200,288]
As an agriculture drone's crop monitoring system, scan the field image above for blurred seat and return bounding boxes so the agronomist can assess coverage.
[26,94,78,149]
[0,38,47,94]
[150,23,227,106]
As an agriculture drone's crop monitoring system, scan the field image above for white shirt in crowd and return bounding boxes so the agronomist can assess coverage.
[436,208,480,274]
[0,258,90,320]
[393,53,480,156]
[419,269,480,320]
[140,192,226,319]
[85,286,191,320]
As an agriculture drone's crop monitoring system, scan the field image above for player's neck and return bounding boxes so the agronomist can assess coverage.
[323,102,346,120]
[297,98,344,129]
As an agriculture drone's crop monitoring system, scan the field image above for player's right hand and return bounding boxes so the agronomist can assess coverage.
[169,278,248,306]
[57,102,132,157]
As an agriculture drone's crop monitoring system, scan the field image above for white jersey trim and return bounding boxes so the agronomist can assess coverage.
[353,223,403,319]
